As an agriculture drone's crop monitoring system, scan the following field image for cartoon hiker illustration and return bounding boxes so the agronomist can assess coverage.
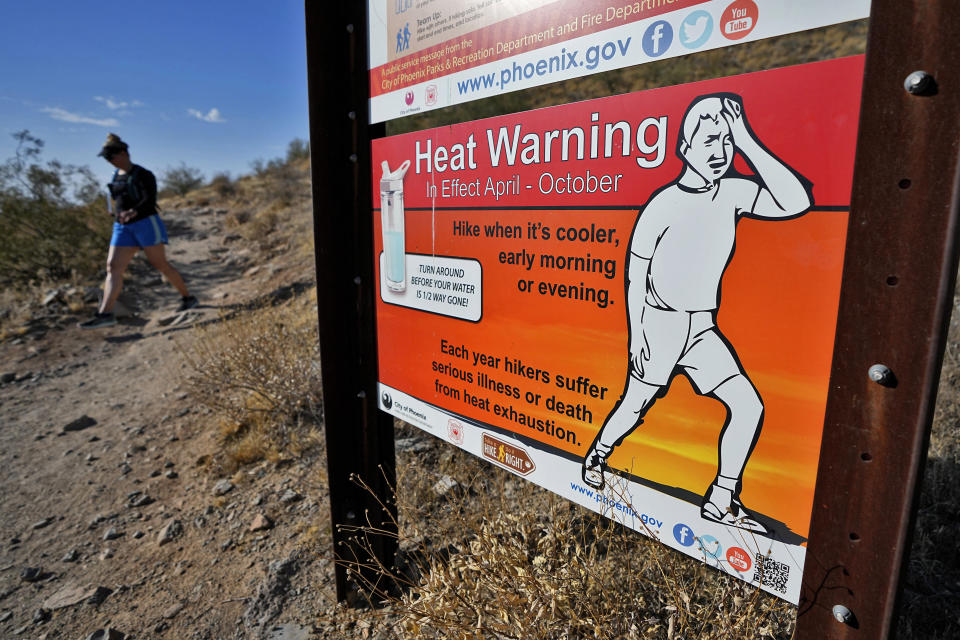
[581,93,813,535]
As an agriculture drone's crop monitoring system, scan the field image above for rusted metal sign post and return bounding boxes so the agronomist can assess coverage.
[305,2,396,601]
[306,0,960,635]
[796,1,960,637]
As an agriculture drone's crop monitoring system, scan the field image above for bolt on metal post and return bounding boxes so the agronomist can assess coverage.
[904,71,933,95]
[832,604,854,625]
[868,364,892,385]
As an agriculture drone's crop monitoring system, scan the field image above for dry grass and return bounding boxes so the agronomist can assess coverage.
[0,288,32,340]
[324,425,795,640]
[239,205,281,246]
[176,145,320,476]
[180,293,323,474]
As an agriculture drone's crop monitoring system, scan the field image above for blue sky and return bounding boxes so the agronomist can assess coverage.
[0,1,309,189]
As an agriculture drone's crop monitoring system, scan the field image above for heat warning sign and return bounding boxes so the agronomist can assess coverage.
[373,56,864,603]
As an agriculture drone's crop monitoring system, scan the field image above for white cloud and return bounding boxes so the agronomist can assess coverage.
[187,107,226,123]
[42,107,119,127]
[93,96,143,116]
[95,96,128,110]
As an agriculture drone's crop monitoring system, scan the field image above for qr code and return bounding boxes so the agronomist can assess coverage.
[752,554,790,594]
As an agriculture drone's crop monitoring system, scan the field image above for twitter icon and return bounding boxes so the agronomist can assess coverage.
[679,10,713,49]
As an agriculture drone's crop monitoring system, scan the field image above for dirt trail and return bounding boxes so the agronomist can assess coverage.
[0,205,346,639]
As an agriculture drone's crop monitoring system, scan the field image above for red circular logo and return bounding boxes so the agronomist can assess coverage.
[726,546,752,572]
[448,419,464,444]
[720,0,758,40]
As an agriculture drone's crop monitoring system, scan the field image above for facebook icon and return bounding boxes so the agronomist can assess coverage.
[672,522,695,547]
[642,20,673,57]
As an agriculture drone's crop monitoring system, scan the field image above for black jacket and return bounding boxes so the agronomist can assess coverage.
[108,164,158,224]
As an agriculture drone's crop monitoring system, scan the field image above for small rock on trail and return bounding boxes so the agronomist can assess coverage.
[63,415,97,432]
[43,584,111,610]
[84,629,127,640]
[19,567,47,583]
[250,514,274,532]
[213,479,234,496]
[158,519,183,546]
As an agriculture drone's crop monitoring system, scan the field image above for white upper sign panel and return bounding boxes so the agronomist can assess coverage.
[367,0,869,123]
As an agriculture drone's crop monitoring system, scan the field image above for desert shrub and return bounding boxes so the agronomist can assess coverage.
[181,294,322,471]
[286,138,310,163]
[245,137,311,206]
[249,157,271,179]
[0,131,110,288]
[209,171,236,198]
[248,156,303,206]
[161,162,205,196]
[224,209,252,228]
[241,206,280,245]
[262,163,300,206]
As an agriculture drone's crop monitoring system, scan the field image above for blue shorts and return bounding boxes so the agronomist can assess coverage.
[110,215,169,247]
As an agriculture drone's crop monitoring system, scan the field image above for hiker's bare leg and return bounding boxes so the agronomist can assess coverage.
[99,245,138,313]
[143,244,189,297]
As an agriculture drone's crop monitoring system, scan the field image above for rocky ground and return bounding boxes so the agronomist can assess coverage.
[0,204,363,639]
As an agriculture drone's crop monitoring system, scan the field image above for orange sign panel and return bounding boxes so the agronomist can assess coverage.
[372,55,863,602]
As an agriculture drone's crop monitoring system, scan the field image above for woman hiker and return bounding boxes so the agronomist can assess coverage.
[79,133,197,329]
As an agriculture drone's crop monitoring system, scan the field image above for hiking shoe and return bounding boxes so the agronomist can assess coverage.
[78,312,116,329]
[177,295,199,312]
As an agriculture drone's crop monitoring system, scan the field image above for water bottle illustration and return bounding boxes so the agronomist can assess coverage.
[380,159,410,292]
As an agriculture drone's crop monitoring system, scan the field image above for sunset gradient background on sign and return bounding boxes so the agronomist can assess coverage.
[375,208,846,539]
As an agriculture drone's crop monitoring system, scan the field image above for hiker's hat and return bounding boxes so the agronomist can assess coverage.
[97,133,128,157]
